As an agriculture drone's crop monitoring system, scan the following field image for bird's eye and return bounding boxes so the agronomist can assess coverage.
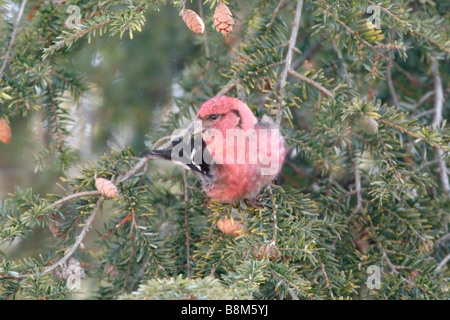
[209,114,219,120]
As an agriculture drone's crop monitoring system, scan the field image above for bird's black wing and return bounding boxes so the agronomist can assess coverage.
[141,135,214,180]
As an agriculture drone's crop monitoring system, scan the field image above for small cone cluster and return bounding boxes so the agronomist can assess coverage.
[180,2,234,37]
[54,257,86,290]
[95,174,119,198]
[213,3,234,36]
[217,218,244,236]
[181,9,205,34]
[0,118,11,144]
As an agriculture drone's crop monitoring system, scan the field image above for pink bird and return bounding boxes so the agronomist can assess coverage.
[142,96,286,203]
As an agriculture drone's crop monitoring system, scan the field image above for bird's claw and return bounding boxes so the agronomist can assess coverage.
[246,198,265,208]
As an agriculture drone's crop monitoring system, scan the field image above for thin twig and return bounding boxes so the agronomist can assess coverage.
[269,269,300,300]
[43,157,150,212]
[9,155,153,279]
[183,169,192,278]
[367,222,398,274]
[276,0,304,124]
[45,190,102,211]
[415,91,435,109]
[215,79,237,97]
[435,253,450,272]
[317,254,331,290]
[121,194,137,295]
[43,19,114,56]
[197,0,210,59]
[435,233,450,247]
[209,256,223,277]
[255,39,323,109]
[117,157,151,182]
[431,59,449,196]
[353,158,363,213]
[287,69,334,98]
[384,206,433,250]
[381,251,398,274]
[435,148,448,196]
[331,39,351,86]
[386,30,399,108]
[367,0,450,54]
[386,63,398,107]
[412,91,435,119]
[266,0,286,31]
[414,110,435,119]
[269,186,279,243]
[431,61,444,128]
[342,144,363,232]
[336,19,390,63]
[0,0,28,79]
[41,196,105,276]
[380,119,445,151]
[26,0,42,21]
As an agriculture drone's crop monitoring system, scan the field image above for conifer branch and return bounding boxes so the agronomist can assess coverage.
[7,155,153,280]
[43,19,114,57]
[287,69,334,99]
[40,196,105,277]
[47,82,69,159]
[317,254,331,290]
[379,119,445,151]
[368,222,398,274]
[335,19,390,62]
[367,0,450,54]
[269,269,300,300]
[385,206,433,250]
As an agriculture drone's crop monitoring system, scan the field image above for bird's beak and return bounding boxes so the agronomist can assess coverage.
[188,120,204,135]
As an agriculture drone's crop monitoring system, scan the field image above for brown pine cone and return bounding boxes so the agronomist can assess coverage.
[213,3,234,36]
[0,118,11,144]
[217,218,244,236]
[182,9,205,34]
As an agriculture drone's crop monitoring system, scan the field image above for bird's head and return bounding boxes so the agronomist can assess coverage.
[195,96,257,133]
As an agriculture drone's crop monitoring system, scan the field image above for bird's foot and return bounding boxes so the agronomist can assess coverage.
[245,198,265,208]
